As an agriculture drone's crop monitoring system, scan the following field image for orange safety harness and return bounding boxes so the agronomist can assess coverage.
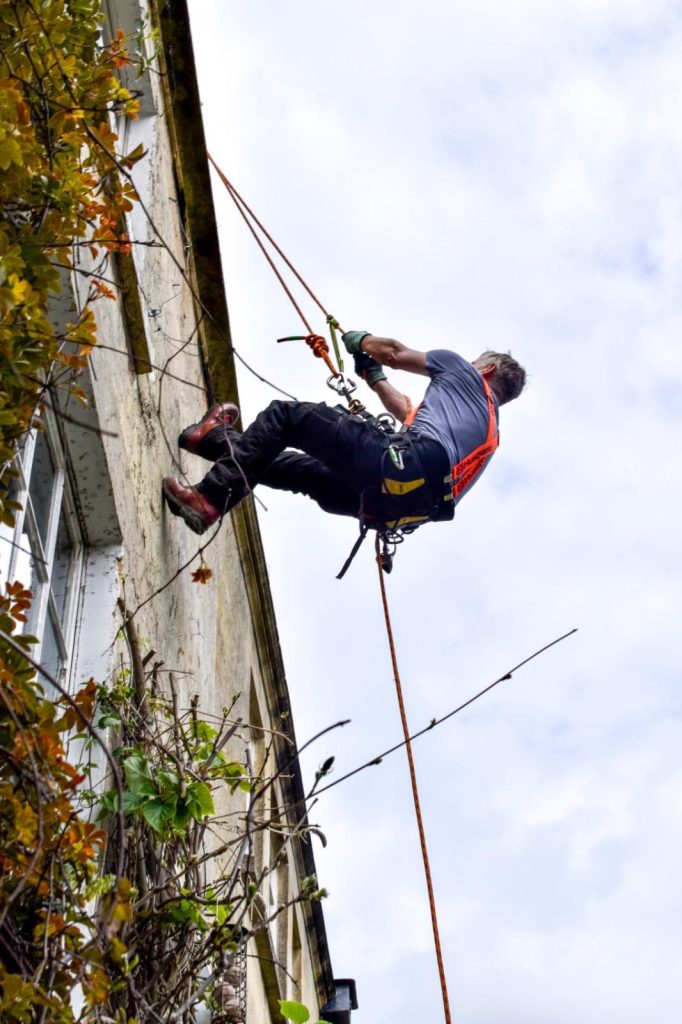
[405,375,499,504]
[449,376,499,500]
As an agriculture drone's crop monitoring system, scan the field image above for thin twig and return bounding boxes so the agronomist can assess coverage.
[315,628,579,797]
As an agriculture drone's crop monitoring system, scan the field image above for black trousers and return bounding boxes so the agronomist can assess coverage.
[196,400,451,521]
[197,401,391,519]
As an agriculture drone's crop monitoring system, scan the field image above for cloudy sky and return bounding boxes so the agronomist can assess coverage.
[187,3,682,1021]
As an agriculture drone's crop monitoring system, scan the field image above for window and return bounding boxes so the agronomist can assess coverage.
[289,916,302,1002]
[103,0,156,123]
[0,415,85,691]
[248,682,290,972]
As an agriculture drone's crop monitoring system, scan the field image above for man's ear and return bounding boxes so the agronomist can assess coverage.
[480,362,497,380]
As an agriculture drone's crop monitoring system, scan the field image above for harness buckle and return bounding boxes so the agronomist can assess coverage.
[375,412,397,434]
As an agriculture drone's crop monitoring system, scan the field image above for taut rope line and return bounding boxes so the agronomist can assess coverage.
[208,154,343,334]
[375,534,452,1024]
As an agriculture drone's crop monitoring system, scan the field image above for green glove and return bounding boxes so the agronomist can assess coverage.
[342,330,371,355]
[353,351,387,386]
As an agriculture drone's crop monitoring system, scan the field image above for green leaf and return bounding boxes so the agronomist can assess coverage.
[123,754,156,796]
[156,768,179,795]
[192,719,217,743]
[278,1000,310,1024]
[173,799,191,830]
[121,791,149,814]
[165,898,210,931]
[215,903,230,927]
[218,761,251,792]
[96,789,120,818]
[141,797,176,832]
[0,137,22,170]
[186,781,214,820]
[97,714,121,729]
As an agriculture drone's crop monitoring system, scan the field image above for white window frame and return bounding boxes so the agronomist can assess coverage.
[0,412,86,692]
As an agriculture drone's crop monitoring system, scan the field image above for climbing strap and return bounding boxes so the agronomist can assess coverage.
[278,330,367,414]
[336,428,444,578]
[278,331,338,378]
[336,524,369,580]
[336,520,406,580]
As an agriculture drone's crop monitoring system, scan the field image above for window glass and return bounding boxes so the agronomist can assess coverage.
[0,521,13,581]
[16,518,43,632]
[40,607,63,689]
[3,420,84,689]
[52,504,75,626]
[29,430,56,549]
[0,475,23,581]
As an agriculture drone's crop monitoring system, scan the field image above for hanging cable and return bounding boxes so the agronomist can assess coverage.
[375,534,452,1024]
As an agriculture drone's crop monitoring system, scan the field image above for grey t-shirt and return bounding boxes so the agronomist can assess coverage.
[408,349,499,500]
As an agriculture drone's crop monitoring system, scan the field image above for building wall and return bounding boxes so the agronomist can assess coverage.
[1,0,348,1019]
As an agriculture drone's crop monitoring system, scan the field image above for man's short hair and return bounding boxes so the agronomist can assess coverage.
[478,351,526,405]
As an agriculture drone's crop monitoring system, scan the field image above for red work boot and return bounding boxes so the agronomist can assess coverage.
[179,403,240,456]
[162,477,221,534]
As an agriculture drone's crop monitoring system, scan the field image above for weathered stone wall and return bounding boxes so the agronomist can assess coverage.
[55,1,337,1018]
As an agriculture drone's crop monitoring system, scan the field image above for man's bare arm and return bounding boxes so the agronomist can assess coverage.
[370,379,412,423]
[359,336,429,375]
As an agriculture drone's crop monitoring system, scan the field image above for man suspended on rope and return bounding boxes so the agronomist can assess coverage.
[162,332,526,539]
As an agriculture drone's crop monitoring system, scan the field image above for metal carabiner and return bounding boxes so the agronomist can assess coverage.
[387,444,405,471]
[326,373,357,398]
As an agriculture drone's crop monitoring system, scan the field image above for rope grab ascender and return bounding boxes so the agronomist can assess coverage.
[277,316,366,416]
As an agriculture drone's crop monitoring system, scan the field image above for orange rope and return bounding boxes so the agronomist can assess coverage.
[207,154,342,332]
[375,534,452,1024]
[208,154,313,335]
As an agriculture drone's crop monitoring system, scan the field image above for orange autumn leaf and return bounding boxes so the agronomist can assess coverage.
[191,565,213,585]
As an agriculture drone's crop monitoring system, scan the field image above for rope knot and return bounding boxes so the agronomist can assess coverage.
[305,333,329,358]
[306,333,338,376]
